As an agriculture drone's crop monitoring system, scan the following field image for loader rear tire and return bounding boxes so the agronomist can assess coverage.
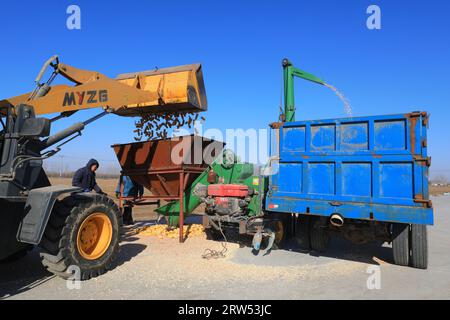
[392,223,410,267]
[410,224,428,269]
[39,194,121,280]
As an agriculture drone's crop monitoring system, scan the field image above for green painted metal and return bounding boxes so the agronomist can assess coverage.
[156,150,265,226]
[282,58,326,122]
[156,59,326,226]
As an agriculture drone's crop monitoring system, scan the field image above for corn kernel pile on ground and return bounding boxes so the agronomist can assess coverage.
[137,224,205,239]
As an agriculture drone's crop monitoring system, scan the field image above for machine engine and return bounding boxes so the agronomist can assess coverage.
[195,183,253,216]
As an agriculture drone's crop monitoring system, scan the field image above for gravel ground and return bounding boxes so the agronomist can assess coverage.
[1,196,449,300]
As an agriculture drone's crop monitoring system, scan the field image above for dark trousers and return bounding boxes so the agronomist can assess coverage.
[123,205,134,225]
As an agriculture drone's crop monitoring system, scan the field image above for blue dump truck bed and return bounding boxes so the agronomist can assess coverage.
[266,112,433,225]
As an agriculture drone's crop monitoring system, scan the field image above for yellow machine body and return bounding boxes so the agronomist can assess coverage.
[0,57,207,117]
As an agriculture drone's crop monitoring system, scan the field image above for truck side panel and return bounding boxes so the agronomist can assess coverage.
[266,112,433,225]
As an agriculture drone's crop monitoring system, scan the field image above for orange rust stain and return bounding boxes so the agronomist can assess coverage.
[371,152,382,158]
[410,116,417,155]
[270,122,284,129]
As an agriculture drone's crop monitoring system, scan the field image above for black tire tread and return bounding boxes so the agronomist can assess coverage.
[410,224,428,269]
[295,215,311,251]
[310,218,329,252]
[392,223,410,266]
[39,194,121,280]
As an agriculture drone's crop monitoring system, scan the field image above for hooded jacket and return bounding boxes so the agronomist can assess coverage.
[72,159,103,193]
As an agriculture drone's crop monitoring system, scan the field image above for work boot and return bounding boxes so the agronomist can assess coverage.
[122,206,134,225]
[122,215,134,226]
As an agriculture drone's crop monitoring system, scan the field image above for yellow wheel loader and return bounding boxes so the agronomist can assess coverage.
[0,56,206,279]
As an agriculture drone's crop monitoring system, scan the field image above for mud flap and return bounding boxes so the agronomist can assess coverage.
[17,185,81,244]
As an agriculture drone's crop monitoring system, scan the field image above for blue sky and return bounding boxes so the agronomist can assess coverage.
[0,0,449,177]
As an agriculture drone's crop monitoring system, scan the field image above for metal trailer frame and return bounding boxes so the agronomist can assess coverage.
[112,135,226,243]
[117,167,206,243]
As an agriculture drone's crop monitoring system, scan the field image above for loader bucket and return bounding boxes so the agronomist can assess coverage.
[111,135,223,198]
[114,64,207,116]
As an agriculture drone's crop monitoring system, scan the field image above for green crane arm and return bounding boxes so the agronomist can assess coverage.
[282,58,326,122]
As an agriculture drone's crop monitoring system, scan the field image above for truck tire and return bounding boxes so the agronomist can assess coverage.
[392,223,409,266]
[295,215,311,251]
[267,219,287,250]
[39,194,121,280]
[310,218,329,252]
[262,213,293,250]
[410,224,428,269]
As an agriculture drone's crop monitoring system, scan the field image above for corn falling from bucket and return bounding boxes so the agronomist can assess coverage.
[134,112,206,141]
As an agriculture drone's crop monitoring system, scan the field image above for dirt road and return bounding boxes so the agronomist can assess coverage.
[1,192,449,300]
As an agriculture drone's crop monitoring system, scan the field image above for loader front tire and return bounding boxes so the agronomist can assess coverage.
[39,194,121,280]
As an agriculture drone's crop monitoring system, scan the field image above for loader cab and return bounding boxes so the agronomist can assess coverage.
[0,104,51,197]
[0,104,47,159]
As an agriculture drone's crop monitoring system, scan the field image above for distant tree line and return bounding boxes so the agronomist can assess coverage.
[430,174,449,185]
[46,171,119,179]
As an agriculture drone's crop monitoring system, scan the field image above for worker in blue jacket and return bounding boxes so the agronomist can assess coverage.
[115,175,144,225]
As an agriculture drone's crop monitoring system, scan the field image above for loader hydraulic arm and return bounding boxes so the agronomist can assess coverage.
[0,55,207,118]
